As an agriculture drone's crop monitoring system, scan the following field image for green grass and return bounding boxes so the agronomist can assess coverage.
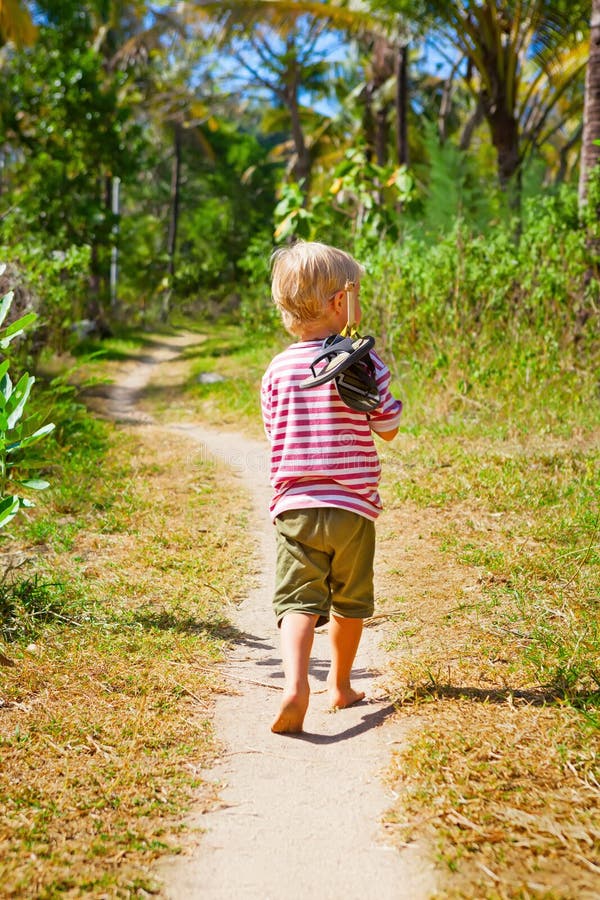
[387,427,600,700]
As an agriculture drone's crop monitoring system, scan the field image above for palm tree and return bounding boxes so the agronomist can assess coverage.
[189,0,414,173]
[222,17,331,194]
[579,0,600,208]
[422,0,589,206]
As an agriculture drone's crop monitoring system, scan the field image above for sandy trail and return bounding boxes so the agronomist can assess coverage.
[109,335,436,900]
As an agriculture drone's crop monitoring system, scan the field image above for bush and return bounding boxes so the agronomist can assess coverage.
[353,188,597,428]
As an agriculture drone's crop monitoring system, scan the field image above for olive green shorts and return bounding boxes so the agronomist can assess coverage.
[273,508,375,628]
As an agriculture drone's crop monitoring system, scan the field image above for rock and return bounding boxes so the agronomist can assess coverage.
[196,371,226,384]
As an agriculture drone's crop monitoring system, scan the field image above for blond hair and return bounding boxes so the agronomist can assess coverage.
[271,241,364,336]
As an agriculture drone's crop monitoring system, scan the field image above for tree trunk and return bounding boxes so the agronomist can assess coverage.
[110,176,121,315]
[375,105,388,166]
[163,123,182,322]
[459,97,485,151]
[579,0,600,208]
[287,80,311,196]
[86,177,104,324]
[362,83,376,164]
[486,102,521,213]
[579,0,600,341]
[438,59,460,144]
[395,42,409,166]
[361,34,395,165]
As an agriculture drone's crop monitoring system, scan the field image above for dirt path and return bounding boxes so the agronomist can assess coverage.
[108,334,437,899]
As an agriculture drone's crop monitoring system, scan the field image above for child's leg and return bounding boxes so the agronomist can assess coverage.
[271,612,318,734]
[327,615,365,710]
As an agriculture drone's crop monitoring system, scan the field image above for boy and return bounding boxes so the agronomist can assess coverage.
[261,241,402,734]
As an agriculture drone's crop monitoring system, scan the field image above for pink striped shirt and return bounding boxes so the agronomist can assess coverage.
[261,340,403,521]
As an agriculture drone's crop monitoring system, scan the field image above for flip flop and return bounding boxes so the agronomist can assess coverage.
[299,332,381,413]
[335,357,381,412]
[299,333,375,389]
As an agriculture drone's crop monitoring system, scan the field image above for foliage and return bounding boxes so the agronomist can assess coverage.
[359,185,597,400]
[172,122,278,297]
[237,233,281,335]
[0,32,142,245]
[418,123,501,232]
[0,265,54,530]
[273,148,417,247]
[0,243,92,353]
[0,4,146,320]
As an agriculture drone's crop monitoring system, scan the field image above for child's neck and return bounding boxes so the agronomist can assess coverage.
[297,328,334,341]
[297,318,338,341]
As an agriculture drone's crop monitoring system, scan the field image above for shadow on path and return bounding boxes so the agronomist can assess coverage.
[290,702,398,745]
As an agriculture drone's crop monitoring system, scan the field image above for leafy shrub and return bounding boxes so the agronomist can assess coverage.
[0,243,91,355]
[355,187,598,429]
[0,266,55,529]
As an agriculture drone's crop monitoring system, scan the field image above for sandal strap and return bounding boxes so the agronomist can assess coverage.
[308,337,356,373]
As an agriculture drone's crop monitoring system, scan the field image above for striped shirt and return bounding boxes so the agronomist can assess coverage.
[261,340,403,521]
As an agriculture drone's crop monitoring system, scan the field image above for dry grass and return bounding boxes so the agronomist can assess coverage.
[377,428,600,899]
[0,380,255,896]
[385,699,599,900]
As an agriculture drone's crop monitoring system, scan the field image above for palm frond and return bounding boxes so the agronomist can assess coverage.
[0,0,36,47]
[186,0,392,38]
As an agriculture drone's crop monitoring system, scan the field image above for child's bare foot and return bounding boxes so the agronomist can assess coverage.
[327,684,365,710]
[271,691,309,734]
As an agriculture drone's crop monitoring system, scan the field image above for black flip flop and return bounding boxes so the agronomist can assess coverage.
[335,357,381,412]
[299,333,381,413]
[299,333,375,389]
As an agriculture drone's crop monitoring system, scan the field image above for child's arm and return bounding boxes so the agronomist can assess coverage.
[368,352,402,439]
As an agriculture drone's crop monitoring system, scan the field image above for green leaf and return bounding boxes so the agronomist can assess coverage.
[0,333,22,350]
[0,312,38,348]
[0,292,14,329]
[274,211,299,241]
[19,479,50,490]
[0,495,20,529]
[6,422,55,453]
[0,372,13,402]
[7,373,35,430]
